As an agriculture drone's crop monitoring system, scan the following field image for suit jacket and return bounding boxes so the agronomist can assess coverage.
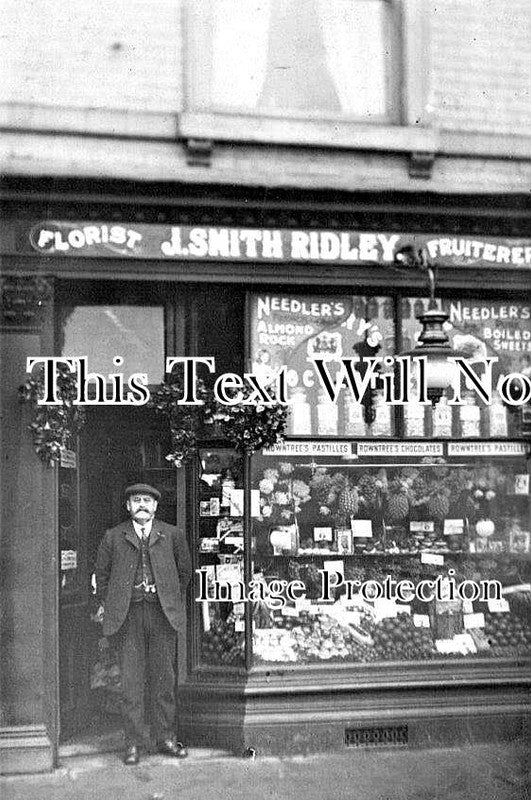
[95,518,192,638]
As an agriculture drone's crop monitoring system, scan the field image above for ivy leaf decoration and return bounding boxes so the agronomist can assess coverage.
[19,363,86,466]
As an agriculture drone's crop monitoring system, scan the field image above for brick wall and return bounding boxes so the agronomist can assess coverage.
[430,0,530,134]
[0,1,529,137]
[0,0,183,113]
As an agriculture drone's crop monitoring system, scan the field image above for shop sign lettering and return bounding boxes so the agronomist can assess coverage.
[24,222,531,268]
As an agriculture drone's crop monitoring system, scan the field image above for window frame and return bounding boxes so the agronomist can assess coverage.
[180,0,433,152]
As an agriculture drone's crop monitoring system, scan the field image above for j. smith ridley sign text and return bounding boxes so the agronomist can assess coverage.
[27,222,531,268]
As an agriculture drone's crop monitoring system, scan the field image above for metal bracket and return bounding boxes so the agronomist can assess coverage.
[184,138,214,167]
[408,151,435,180]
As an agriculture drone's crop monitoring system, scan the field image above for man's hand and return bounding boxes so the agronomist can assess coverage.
[94,605,105,624]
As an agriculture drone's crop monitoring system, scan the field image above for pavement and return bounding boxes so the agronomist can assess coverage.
[1,741,529,800]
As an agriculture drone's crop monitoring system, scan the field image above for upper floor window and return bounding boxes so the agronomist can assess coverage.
[187,0,400,123]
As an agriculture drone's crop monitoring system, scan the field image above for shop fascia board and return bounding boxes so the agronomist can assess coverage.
[1,102,531,161]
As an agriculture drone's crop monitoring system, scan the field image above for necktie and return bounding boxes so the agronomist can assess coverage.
[141,527,147,541]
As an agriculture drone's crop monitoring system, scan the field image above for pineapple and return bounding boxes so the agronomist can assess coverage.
[410,474,429,507]
[384,478,410,524]
[336,482,359,526]
[427,484,451,520]
[357,474,380,513]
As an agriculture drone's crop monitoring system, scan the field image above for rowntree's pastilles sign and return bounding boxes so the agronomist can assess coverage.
[26,221,531,268]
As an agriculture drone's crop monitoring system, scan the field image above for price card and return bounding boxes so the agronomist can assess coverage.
[413,614,431,628]
[295,598,312,611]
[281,606,299,617]
[421,552,444,565]
[61,550,77,570]
[443,519,465,536]
[410,521,435,533]
[199,538,219,553]
[514,474,529,495]
[435,639,459,654]
[60,448,77,469]
[462,599,474,615]
[487,598,510,613]
[351,519,373,538]
[453,633,478,655]
[501,583,531,595]
[234,619,245,632]
[233,603,245,616]
[224,536,244,551]
[314,527,333,542]
[463,612,485,629]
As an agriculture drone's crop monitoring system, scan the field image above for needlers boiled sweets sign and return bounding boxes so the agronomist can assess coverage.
[22,221,531,268]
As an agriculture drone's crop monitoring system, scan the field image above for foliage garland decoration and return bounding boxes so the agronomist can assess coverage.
[148,377,212,468]
[210,383,289,455]
[19,363,86,466]
[149,378,289,465]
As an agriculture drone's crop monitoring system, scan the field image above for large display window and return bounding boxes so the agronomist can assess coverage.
[190,289,531,673]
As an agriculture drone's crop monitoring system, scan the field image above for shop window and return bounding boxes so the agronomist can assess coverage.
[61,305,165,385]
[187,0,397,122]
[249,292,396,437]
[250,449,531,666]
[196,448,246,669]
[403,296,531,439]
[191,290,530,672]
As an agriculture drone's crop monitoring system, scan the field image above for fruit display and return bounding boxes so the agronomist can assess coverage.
[201,614,245,666]
[254,612,373,664]
[483,611,531,655]
[372,616,436,661]
[254,461,529,556]
[336,481,359,526]
[242,455,531,666]
[384,478,411,525]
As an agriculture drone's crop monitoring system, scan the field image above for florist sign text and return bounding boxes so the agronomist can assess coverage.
[27,221,531,268]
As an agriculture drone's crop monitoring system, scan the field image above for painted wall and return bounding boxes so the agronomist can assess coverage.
[0,0,529,135]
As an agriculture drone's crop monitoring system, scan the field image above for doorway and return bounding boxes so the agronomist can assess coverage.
[58,405,179,748]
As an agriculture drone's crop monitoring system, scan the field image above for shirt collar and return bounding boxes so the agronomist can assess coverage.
[132,519,153,538]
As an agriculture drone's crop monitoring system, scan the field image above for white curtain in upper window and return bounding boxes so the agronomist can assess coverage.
[209,0,271,111]
[199,0,391,119]
[317,0,389,117]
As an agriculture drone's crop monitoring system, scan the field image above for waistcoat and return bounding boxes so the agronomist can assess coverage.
[131,535,158,603]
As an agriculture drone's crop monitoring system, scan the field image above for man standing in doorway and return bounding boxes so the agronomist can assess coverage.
[95,483,192,765]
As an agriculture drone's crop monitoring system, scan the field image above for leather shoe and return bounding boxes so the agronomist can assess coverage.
[157,739,188,758]
[123,745,139,765]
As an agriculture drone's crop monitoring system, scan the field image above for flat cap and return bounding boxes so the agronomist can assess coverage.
[124,483,161,501]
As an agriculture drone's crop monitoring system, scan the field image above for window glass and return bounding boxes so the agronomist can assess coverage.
[196,449,246,669]
[251,449,531,665]
[403,297,531,438]
[188,0,396,121]
[250,292,396,437]
[61,305,165,384]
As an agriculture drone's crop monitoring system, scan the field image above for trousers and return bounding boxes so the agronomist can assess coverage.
[113,599,177,746]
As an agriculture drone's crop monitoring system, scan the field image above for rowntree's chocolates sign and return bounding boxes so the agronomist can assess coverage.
[26,221,531,268]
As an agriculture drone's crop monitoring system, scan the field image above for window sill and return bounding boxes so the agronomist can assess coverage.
[179,111,438,154]
[180,111,531,161]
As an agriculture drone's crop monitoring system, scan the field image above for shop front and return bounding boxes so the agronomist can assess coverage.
[0,198,530,770]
